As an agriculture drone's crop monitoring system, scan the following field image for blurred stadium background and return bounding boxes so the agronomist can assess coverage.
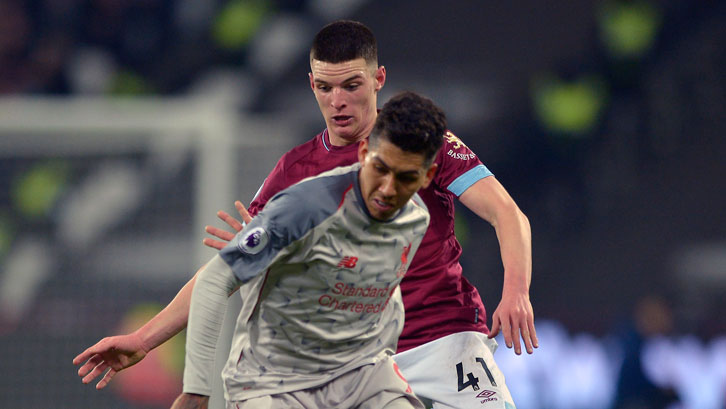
[0,0,724,408]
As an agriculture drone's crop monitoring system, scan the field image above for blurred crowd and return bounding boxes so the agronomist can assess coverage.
[0,0,310,95]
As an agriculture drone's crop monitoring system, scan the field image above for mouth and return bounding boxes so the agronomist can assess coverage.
[372,198,394,212]
[332,115,353,126]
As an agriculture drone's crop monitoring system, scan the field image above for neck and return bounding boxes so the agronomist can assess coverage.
[328,133,364,147]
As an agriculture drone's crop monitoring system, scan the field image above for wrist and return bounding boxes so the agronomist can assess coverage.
[131,327,154,353]
[502,274,530,295]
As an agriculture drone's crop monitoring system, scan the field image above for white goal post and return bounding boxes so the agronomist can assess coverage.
[0,96,295,267]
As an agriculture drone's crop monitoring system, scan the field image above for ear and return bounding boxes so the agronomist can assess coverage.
[420,163,438,189]
[309,72,315,92]
[374,66,386,92]
[358,139,370,164]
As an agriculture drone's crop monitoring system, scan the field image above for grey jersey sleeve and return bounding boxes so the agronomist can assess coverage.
[182,255,240,395]
[220,184,339,282]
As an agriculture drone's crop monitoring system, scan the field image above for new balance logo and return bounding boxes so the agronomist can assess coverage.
[337,256,358,268]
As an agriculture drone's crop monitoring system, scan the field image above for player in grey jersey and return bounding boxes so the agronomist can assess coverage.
[171,91,443,409]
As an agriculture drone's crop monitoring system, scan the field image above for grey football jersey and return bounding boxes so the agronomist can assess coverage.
[218,163,429,401]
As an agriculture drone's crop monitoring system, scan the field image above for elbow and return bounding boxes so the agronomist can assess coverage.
[518,207,530,227]
[515,206,531,234]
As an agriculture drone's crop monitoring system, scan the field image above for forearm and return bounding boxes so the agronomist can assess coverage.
[171,393,209,409]
[494,206,532,294]
[183,255,239,395]
[131,268,202,352]
[460,177,532,294]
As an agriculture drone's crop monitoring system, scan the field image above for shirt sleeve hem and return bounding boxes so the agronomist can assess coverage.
[182,385,212,396]
[446,164,493,196]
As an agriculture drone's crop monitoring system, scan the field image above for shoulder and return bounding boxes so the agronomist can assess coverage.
[434,130,479,165]
[429,129,492,194]
[410,193,430,219]
[255,134,322,200]
[266,164,359,227]
[275,133,323,173]
[410,192,428,213]
[396,192,430,227]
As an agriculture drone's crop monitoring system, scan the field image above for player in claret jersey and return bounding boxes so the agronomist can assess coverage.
[74,20,537,409]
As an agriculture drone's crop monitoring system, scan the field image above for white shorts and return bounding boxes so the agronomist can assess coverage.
[393,331,516,409]
[226,354,424,409]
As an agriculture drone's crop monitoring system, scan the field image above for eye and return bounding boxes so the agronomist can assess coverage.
[374,165,387,174]
[317,84,331,92]
[398,176,417,184]
[345,83,360,91]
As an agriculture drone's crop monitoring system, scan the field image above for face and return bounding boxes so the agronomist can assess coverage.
[358,138,437,221]
[309,58,386,146]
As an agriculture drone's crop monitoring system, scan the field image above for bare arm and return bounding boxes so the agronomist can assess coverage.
[73,267,201,389]
[170,393,209,409]
[459,176,538,355]
[74,200,251,389]
[136,271,198,348]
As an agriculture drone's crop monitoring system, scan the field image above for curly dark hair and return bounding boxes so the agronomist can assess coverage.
[371,91,446,165]
[310,20,378,66]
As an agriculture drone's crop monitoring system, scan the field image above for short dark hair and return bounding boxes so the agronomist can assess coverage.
[370,91,446,166]
[310,20,378,67]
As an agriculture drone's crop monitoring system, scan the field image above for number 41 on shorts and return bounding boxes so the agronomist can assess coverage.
[456,357,497,392]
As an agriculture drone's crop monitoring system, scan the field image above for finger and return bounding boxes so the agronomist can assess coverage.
[82,362,108,384]
[488,316,501,338]
[77,354,103,377]
[235,201,252,224]
[511,322,523,355]
[217,210,244,232]
[529,318,539,349]
[96,368,117,390]
[73,351,90,366]
[205,225,236,242]
[520,322,534,354]
[202,238,226,251]
[73,344,103,366]
[501,319,513,349]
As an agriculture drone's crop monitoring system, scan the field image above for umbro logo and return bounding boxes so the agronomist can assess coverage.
[475,389,498,404]
[476,389,497,398]
[337,256,358,268]
[476,390,496,399]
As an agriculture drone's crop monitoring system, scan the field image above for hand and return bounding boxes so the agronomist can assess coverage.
[73,333,149,389]
[488,291,538,355]
[170,393,209,409]
[203,200,252,250]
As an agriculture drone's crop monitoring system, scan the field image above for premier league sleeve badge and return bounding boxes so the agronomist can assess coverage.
[237,226,269,255]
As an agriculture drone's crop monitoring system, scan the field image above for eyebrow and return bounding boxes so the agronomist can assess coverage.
[373,156,421,177]
[313,74,364,85]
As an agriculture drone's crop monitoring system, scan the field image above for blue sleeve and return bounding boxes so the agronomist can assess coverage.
[446,164,493,196]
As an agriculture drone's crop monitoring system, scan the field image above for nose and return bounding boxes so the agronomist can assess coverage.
[330,88,346,110]
[378,174,396,197]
